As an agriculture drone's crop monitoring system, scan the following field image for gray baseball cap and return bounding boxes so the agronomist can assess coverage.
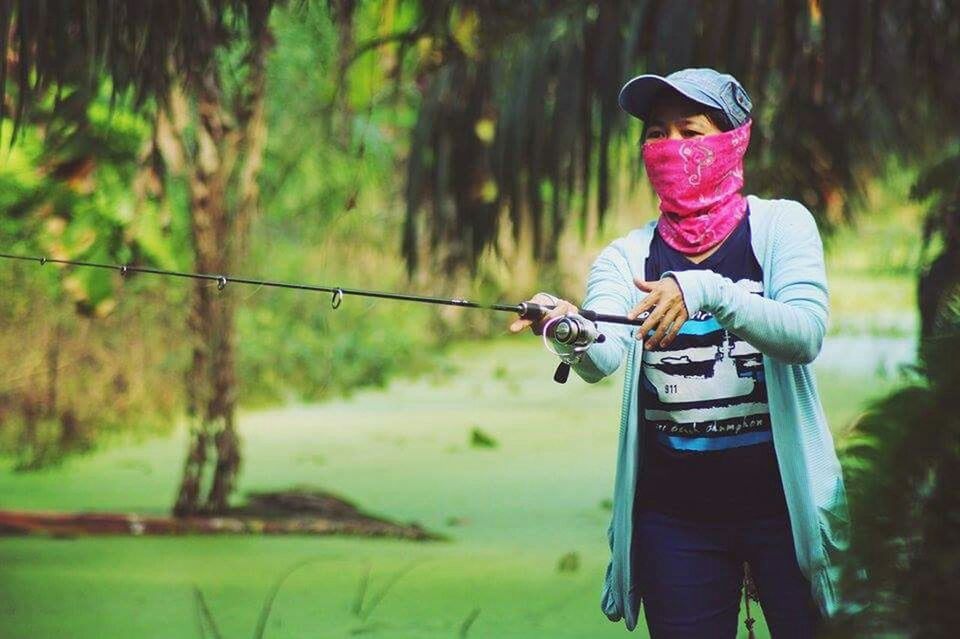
[618,67,752,128]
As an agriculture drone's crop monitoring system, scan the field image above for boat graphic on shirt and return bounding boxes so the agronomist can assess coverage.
[639,277,772,450]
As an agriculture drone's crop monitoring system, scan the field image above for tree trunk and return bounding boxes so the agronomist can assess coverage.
[167,6,273,516]
[173,429,209,516]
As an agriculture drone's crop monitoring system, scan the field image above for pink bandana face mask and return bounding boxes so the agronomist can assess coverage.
[642,119,752,255]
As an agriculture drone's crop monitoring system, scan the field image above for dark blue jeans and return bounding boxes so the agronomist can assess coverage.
[633,508,823,638]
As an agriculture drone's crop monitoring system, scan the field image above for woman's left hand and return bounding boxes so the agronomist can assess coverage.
[627,276,689,349]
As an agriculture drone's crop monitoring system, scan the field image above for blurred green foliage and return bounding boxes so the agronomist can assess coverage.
[0,86,178,315]
[0,85,190,469]
[0,4,445,465]
[233,3,440,406]
[831,300,960,636]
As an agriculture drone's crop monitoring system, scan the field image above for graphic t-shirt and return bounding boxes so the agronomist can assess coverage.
[635,206,789,522]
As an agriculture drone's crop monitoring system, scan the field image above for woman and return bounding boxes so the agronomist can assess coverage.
[509,68,849,638]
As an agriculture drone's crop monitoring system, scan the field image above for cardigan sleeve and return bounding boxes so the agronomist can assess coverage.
[661,201,829,365]
[569,242,637,383]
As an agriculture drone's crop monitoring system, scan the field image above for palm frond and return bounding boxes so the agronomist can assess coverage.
[375,0,960,271]
[0,0,276,138]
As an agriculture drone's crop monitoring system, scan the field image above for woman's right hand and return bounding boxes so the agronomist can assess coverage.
[508,293,579,336]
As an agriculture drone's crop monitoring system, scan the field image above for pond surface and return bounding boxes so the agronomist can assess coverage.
[817,333,917,378]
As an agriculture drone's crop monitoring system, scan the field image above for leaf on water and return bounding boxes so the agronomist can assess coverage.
[557,551,580,573]
[469,426,497,448]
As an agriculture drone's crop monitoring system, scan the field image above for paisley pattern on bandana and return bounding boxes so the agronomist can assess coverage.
[642,119,752,255]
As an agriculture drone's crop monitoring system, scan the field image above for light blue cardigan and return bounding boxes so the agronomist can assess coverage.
[571,195,850,631]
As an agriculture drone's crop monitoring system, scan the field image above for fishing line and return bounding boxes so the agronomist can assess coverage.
[239,281,266,302]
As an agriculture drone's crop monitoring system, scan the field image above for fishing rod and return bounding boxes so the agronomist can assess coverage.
[0,252,645,383]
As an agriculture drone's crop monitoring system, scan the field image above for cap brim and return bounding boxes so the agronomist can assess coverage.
[618,74,726,122]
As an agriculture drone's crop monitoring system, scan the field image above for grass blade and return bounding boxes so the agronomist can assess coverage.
[193,586,224,639]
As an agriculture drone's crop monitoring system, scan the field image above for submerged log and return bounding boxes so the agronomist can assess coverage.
[0,489,443,540]
[0,509,441,540]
